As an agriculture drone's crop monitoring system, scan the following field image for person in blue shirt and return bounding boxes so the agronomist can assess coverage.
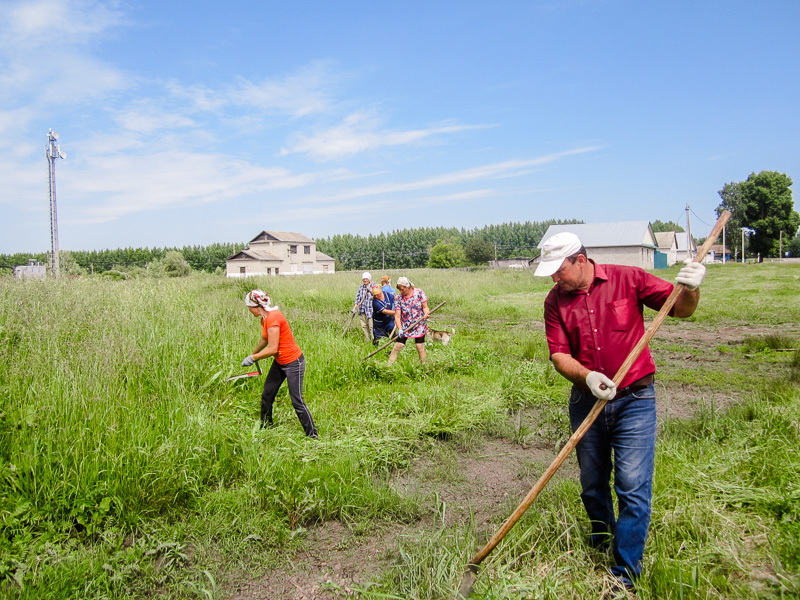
[380,275,394,296]
[370,284,396,344]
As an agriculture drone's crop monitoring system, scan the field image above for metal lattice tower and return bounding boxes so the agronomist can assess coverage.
[46,130,66,278]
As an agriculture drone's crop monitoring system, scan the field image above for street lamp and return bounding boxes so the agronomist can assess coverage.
[46,130,66,278]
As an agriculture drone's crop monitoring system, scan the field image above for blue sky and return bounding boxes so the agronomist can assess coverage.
[1,0,798,254]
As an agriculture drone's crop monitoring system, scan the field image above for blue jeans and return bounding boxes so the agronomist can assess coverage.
[569,383,656,585]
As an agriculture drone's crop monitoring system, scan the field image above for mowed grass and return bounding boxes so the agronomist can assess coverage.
[0,263,798,599]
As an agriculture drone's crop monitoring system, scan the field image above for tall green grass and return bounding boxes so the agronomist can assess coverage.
[1,264,799,598]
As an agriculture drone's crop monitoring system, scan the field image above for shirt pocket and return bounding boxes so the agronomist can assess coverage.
[607,299,637,331]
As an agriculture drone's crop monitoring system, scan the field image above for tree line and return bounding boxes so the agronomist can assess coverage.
[0,221,580,275]
[315,220,583,270]
[0,243,245,276]
[4,169,797,275]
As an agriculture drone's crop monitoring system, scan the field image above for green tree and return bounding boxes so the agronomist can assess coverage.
[651,220,685,233]
[464,237,494,265]
[59,251,86,276]
[736,171,799,260]
[716,180,749,258]
[787,233,800,258]
[163,251,191,277]
[427,239,465,269]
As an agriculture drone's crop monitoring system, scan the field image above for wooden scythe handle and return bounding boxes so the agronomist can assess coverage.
[463,211,732,575]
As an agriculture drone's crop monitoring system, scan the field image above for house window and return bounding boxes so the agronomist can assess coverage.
[323,264,328,273]
[239,266,246,274]
[267,268,271,275]
[275,268,279,275]
[289,245,297,254]
[304,245,311,254]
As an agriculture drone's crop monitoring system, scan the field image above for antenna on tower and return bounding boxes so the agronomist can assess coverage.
[46,129,66,278]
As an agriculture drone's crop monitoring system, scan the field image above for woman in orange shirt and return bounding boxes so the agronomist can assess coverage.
[241,290,318,438]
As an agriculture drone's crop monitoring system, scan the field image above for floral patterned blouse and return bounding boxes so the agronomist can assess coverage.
[393,287,428,338]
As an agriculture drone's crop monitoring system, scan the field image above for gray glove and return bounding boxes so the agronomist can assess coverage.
[676,260,706,290]
[586,371,616,401]
[241,356,255,368]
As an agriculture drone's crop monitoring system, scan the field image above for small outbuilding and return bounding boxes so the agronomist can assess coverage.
[654,231,679,268]
[226,231,335,277]
[537,221,659,270]
[13,259,47,280]
[490,257,532,269]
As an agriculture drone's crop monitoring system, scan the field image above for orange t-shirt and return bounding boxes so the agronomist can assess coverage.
[261,310,302,365]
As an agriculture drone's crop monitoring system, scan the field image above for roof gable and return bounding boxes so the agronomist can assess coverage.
[539,221,657,248]
[227,248,282,261]
[249,231,315,244]
[654,231,679,249]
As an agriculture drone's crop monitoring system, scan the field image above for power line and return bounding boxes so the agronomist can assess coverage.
[689,207,713,228]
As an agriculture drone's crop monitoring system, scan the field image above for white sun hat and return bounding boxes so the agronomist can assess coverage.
[534,232,583,277]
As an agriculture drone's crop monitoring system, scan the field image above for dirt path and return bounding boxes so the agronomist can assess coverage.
[228,435,569,600]
[226,321,798,600]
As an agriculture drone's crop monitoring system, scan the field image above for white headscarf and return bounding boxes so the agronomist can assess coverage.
[244,290,279,312]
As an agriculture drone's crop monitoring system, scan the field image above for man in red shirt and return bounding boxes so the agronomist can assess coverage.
[536,232,705,591]
[241,290,318,439]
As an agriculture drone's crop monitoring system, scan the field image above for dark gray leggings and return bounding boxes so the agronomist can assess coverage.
[261,355,318,437]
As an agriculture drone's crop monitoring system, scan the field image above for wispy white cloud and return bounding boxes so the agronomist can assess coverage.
[280,111,488,161]
[113,101,196,134]
[165,60,340,119]
[229,61,338,117]
[295,147,600,204]
[265,189,494,222]
[0,0,126,49]
[0,0,131,117]
[60,151,343,224]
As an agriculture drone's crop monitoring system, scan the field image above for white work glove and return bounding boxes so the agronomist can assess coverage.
[585,371,617,401]
[676,260,706,290]
[241,355,255,368]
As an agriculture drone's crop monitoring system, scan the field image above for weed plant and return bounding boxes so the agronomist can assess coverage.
[0,264,798,598]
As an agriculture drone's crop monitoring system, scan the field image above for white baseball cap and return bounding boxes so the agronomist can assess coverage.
[362,272,371,281]
[534,232,583,277]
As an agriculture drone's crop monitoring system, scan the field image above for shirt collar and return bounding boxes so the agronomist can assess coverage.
[556,258,608,296]
[591,259,608,282]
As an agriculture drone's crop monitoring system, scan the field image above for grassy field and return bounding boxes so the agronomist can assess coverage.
[1,263,799,599]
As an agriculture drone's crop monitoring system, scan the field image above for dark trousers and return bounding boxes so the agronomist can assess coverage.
[261,355,318,437]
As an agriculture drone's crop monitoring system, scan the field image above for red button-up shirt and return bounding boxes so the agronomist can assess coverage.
[544,261,674,389]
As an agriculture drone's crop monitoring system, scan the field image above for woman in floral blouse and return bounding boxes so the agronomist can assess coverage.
[388,276,430,365]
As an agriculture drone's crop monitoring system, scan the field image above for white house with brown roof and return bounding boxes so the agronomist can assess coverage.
[226,231,335,277]
[537,221,659,270]
[654,231,679,266]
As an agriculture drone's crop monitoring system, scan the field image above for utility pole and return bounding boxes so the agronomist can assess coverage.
[741,228,746,264]
[722,226,726,264]
[46,130,66,278]
[685,203,693,260]
[779,231,783,262]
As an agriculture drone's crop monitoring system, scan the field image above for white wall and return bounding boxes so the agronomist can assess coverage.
[586,246,655,270]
